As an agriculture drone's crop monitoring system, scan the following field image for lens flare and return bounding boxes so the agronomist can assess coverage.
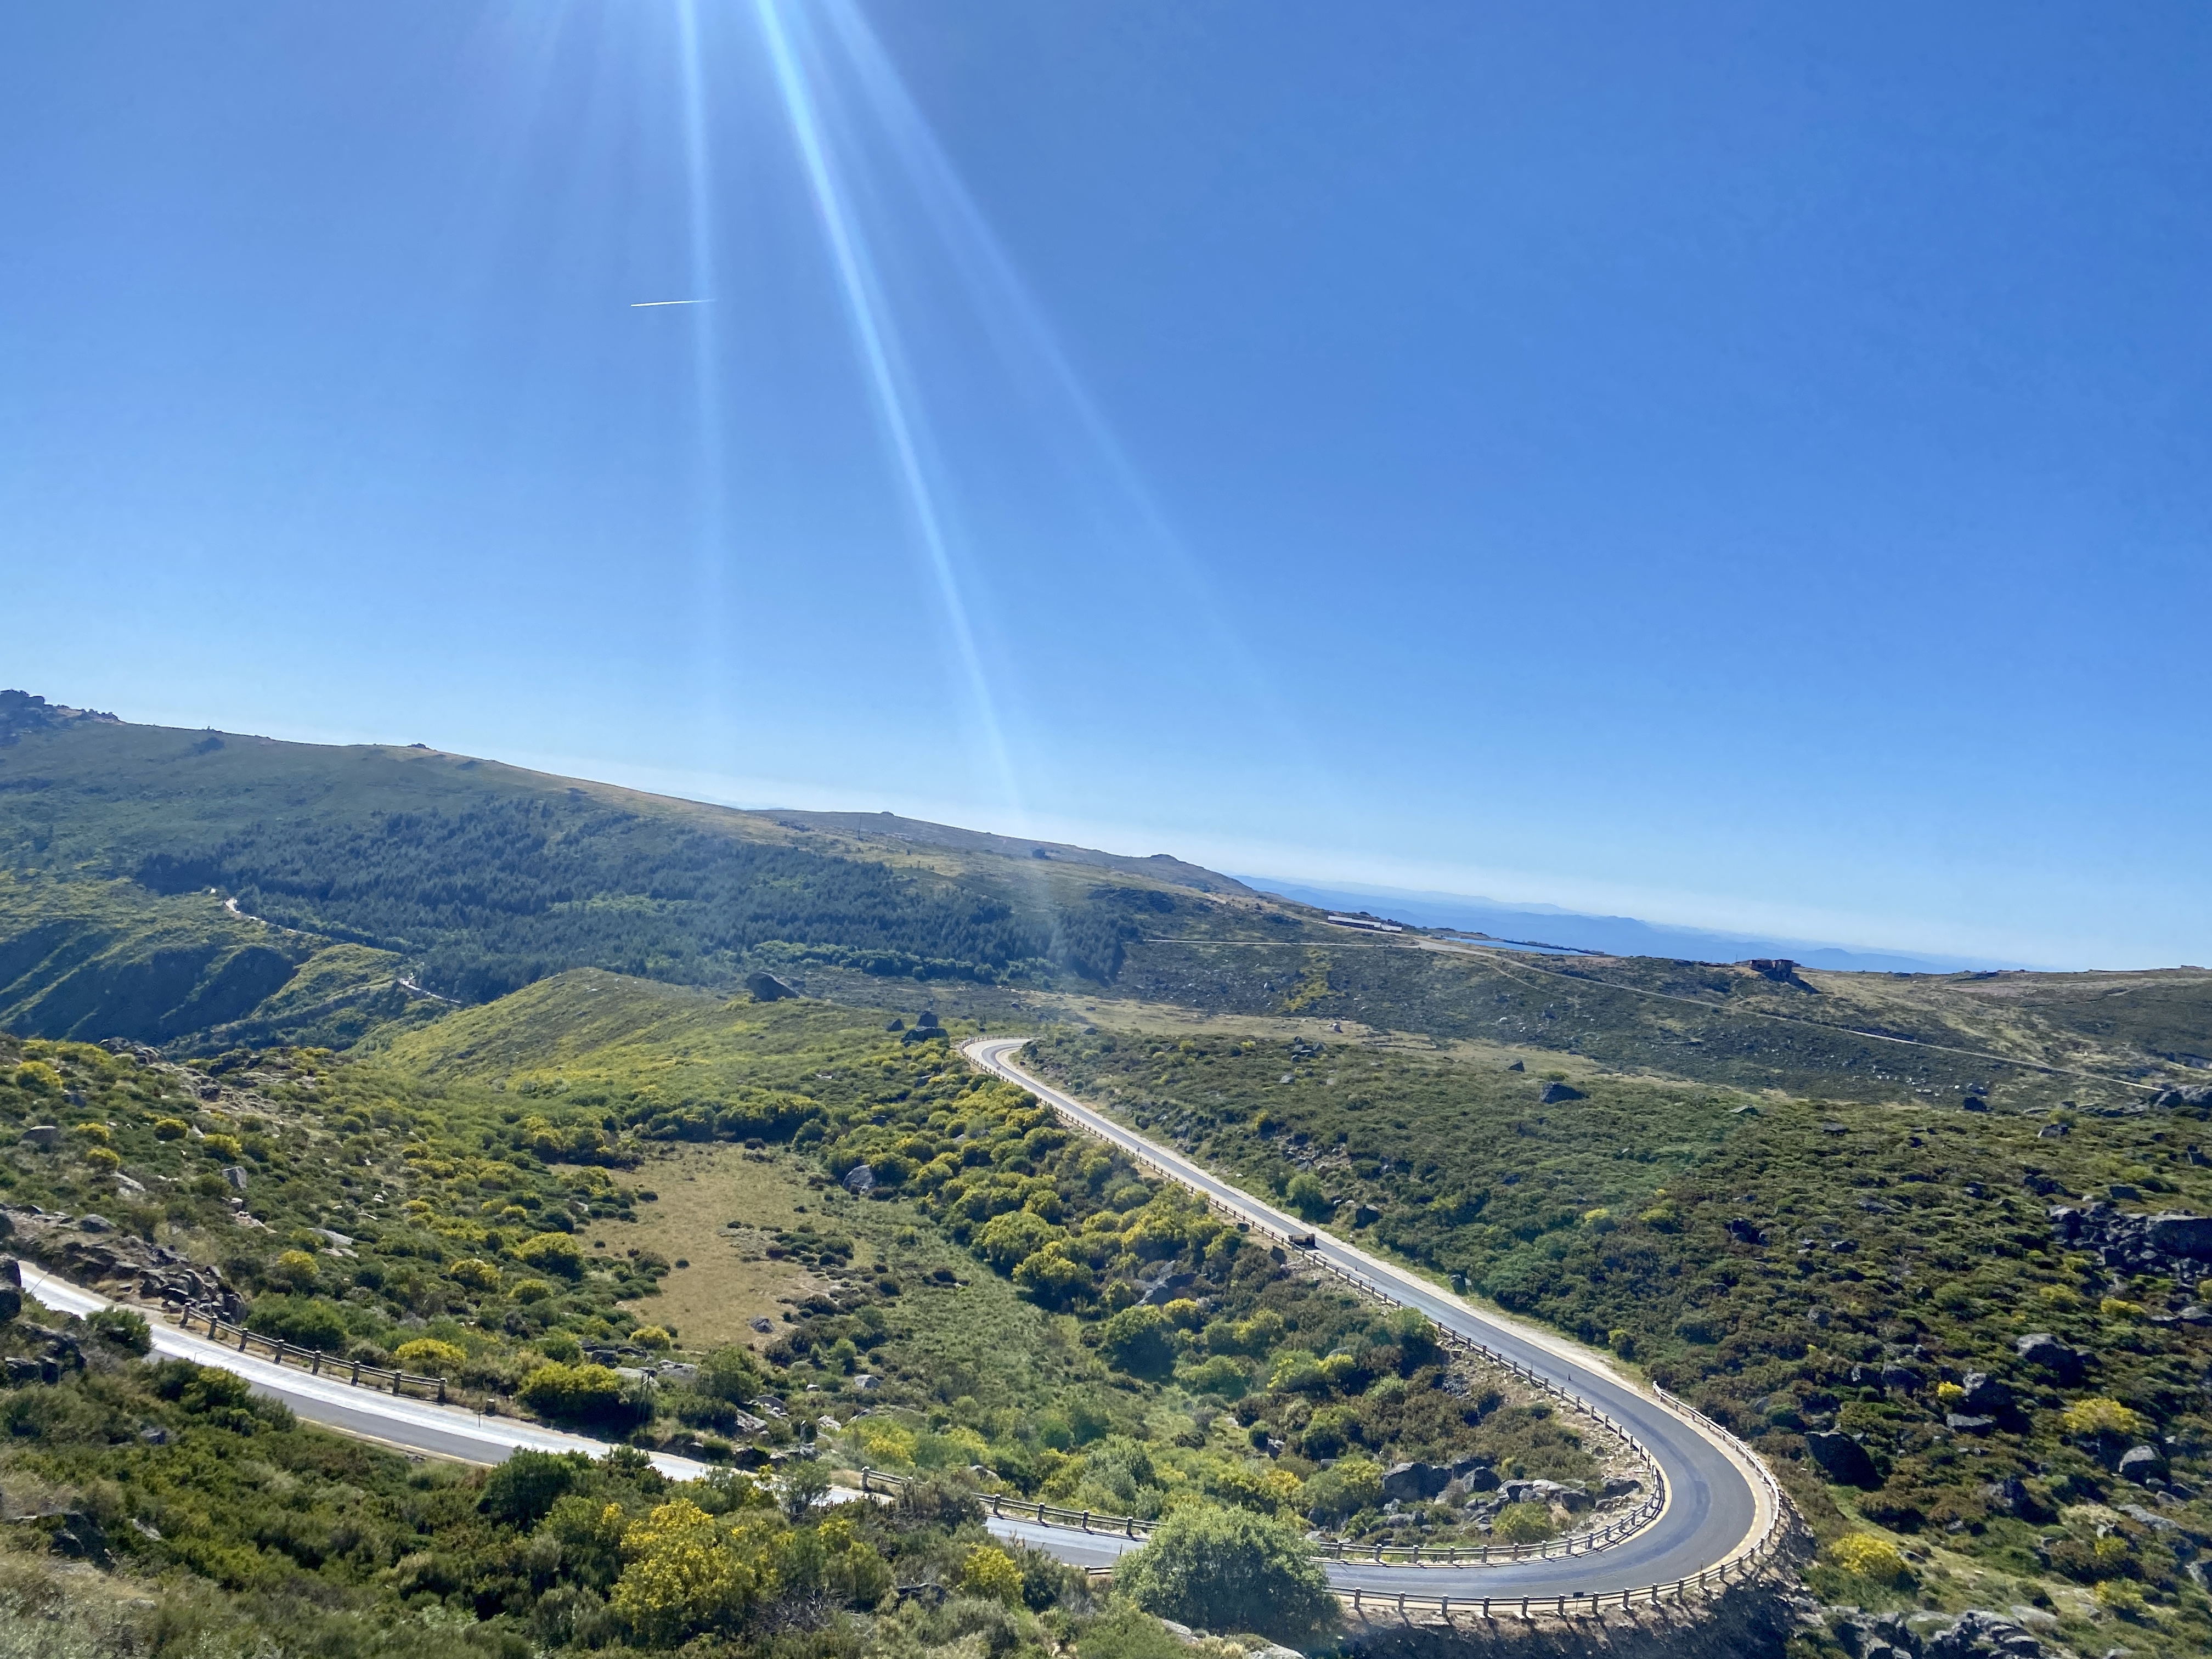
[751,0,1022,816]
[676,0,732,732]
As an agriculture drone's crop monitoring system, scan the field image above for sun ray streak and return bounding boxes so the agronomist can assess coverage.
[675,0,731,726]
[810,0,1317,778]
[749,0,1023,818]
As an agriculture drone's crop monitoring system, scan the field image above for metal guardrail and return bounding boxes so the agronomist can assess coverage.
[177,1304,452,1403]
[859,1470,1153,1539]
[857,1466,1663,1566]
[1335,1530,1794,1623]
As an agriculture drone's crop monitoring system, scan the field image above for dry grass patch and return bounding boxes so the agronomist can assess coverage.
[615,1142,835,1350]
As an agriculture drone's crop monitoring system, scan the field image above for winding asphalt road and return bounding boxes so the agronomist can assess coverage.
[21,1265,714,1482]
[16,1037,1771,1598]
[962,1036,1773,1597]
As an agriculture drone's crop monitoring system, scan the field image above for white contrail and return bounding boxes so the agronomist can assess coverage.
[630,298,713,307]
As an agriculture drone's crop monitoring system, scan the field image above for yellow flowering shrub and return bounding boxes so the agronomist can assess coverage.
[448,1259,501,1293]
[2061,1398,2148,1440]
[1830,1534,1908,1583]
[613,1500,769,1645]
[957,1544,1023,1605]
[855,1420,916,1466]
[394,1339,469,1375]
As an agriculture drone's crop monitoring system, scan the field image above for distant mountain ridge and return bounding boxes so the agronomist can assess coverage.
[1239,875,2021,974]
[762,809,1251,895]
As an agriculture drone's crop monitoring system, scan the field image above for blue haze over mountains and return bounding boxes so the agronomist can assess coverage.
[1240,878,2023,975]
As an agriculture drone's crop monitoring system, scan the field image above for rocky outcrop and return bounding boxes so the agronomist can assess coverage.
[1807,1431,1879,1487]
[2048,1201,2212,1276]
[2,1206,239,1316]
[2116,1443,2166,1482]
[1383,1456,1496,1503]
[1958,1372,2014,1416]
[744,971,798,1002]
[5,1318,86,1387]
[1818,1606,2055,1658]
[1942,1372,2023,1435]
[2149,1212,2212,1257]
[1497,1478,1591,1514]
[2013,1332,2086,1383]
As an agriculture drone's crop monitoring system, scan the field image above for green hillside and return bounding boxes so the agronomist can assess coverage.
[10,694,2212,1127]
[1115,936,2212,1110]
[0,700,1292,1046]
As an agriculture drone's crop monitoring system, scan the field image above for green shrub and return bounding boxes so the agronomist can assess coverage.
[1099,1305,1175,1379]
[518,1232,585,1279]
[698,1344,763,1403]
[1494,1501,1556,1543]
[149,1360,258,1427]
[1075,1606,1189,1659]
[480,1448,591,1526]
[448,1258,501,1292]
[244,1295,350,1353]
[1303,1457,1383,1526]
[1116,1503,1338,1643]
[975,1209,1062,1272]
[1014,1242,1094,1306]
[519,1361,650,1429]
[1178,1353,1252,1400]
[1285,1172,1331,1220]
[1268,1349,1328,1394]
[89,1307,151,1355]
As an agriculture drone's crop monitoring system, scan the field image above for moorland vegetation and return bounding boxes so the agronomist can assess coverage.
[0,981,1612,1556]
[1026,1029,2212,1654]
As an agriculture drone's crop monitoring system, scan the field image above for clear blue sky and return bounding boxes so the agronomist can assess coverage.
[5,3,2208,968]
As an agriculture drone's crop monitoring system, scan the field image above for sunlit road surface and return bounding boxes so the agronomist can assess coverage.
[963,1037,1772,1596]
[22,1264,713,1481]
